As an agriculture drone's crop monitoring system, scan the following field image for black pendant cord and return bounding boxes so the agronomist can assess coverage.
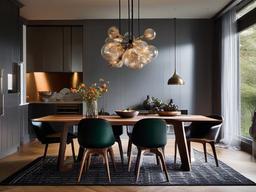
[128,0,130,41]
[119,0,122,34]
[131,0,134,40]
[138,0,140,36]
[174,18,177,73]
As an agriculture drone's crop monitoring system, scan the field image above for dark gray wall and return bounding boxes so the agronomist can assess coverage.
[0,0,21,158]
[84,19,214,114]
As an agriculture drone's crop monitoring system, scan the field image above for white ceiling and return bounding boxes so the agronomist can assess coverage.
[20,0,232,20]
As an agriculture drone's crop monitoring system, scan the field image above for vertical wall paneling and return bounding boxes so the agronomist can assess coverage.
[83,19,214,114]
[0,0,21,158]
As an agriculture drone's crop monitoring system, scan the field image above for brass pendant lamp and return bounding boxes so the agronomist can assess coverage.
[168,18,184,85]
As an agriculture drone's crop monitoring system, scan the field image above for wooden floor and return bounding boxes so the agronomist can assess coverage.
[0,139,256,192]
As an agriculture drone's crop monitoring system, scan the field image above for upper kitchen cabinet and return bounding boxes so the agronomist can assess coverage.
[27,26,83,72]
[27,26,64,72]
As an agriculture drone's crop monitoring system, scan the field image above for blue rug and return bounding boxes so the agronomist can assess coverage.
[1,150,255,186]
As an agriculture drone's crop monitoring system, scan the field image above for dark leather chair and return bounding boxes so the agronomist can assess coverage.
[127,126,133,158]
[174,115,223,167]
[127,118,169,182]
[77,118,116,182]
[31,121,76,161]
[112,125,124,164]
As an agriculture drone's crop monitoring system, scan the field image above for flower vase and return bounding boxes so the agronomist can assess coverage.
[83,100,98,118]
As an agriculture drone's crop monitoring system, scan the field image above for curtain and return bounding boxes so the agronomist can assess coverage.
[220,9,240,146]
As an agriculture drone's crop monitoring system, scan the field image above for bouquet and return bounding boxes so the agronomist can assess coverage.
[71,79,109,102]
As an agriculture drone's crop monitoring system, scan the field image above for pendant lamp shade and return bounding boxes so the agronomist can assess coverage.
[168,71,185,85]
[168,18,184,85]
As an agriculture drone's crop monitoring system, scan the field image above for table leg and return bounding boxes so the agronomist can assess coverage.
[173,121,191,171]
[57,123,71,171]
[77,146,84,162]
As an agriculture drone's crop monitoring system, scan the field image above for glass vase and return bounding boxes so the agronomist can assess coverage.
[83,100,98,118]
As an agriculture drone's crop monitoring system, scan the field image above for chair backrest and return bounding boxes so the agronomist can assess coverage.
[98,111,123,137]
[189,114,223,141]
[78,118,115,148]
[132,118,167,148]
[31,121,55,143]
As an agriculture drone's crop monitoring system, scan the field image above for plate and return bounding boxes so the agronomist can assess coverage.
[158,111,181,116]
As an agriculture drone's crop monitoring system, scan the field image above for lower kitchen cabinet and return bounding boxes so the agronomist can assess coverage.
[28,103,82,138]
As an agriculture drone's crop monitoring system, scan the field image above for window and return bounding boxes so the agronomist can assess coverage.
[239,23,256,138]
[237,0,256,19]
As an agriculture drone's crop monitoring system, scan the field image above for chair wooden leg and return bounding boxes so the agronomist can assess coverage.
[203,142,207,163]
[71,140,76,162]
[162,146,165,157]
[127,138,132,158]
[108,147,116,171]
[209,142,219,167]
[128,147,133,172]
[156,154,160,165]
[77,149,88,182]
[135,148,144,182]
[103,149,111,182]
[157,155,163,172]
[85,154,91,172]
[174,140,177,166]
[43,144,48,159]
[156,148,170,182]
[116,137,124,165]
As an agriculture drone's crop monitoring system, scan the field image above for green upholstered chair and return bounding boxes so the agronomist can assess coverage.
[127,118,170,182]
[31,121,76,161]
[98,111,124,164]
[77,118,116,182]
[174,115,223,167]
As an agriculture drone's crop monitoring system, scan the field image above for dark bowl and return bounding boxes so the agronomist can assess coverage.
[115,110,139,118]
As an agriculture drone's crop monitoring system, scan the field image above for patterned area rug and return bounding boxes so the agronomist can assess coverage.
[1,150,255,186]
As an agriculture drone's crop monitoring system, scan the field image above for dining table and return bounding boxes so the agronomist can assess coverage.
[32,114,220,172]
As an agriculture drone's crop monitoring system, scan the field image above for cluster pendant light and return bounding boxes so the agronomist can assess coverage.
[101,0,158,69]
[168,18,185,85]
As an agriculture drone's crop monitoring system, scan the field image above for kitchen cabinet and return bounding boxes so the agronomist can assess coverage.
[27,26,64,72]
[71,26,83,72]
[27,26,83,72]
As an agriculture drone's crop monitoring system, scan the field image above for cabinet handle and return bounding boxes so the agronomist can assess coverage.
[0,69,4,116]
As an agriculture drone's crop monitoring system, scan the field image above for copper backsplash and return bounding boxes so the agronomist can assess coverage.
[26,72,83,102]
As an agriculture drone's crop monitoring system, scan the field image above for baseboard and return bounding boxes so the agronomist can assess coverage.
[20,134,30,145]
[0,146,19,159]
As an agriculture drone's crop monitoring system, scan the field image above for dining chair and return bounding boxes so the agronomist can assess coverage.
[98,111,124,164]
[126,126,133,158]
[174,115,223,167]
[112,125,124,164]
[77,118,116,182]
[127,118,170,182]
[31,121,76,161]
[127,110,189,165]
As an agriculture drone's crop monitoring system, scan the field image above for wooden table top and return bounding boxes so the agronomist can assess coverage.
[32,114,220,125]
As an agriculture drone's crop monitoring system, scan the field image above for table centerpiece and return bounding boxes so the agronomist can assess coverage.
[71,79,109,117]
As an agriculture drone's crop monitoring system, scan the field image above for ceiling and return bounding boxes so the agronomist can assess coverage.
[19,0,232,20]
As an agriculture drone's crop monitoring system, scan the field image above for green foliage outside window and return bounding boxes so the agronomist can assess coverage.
[240,24,256,138]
